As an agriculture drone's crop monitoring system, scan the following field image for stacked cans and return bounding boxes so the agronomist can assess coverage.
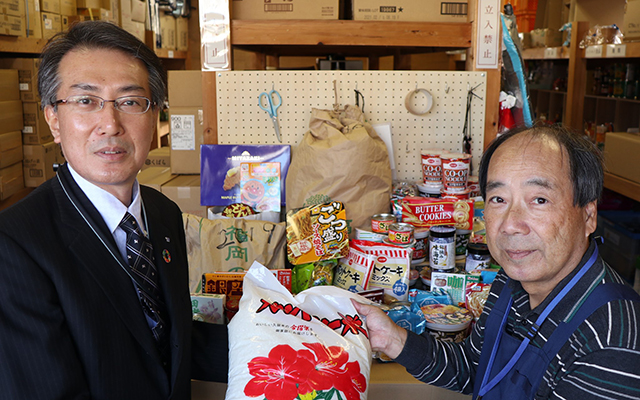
[419,149,476,200]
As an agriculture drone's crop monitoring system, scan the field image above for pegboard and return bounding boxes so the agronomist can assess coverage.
[215,70,486,182]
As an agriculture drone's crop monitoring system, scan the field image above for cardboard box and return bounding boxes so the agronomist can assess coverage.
[0,100,24,135]
[0,69,20,102]
[41,12,61,39]
[22,102,53,145]
[77,7,118,23]
[130,0,144,22]
[0,0,25,17]
[0,13,24,36]
[623,0,640,41]
[144,146,170,169]
[101,0,119,24]
[137,166,175,191]
[604,132,640,183]
[59,0,76,15]
[127,19,145,41]
[22,141,58,187]
[0,58,40,102]
[168,70,202,107]
[232,0,340,19]
[118,0,131,24]
[159,13,176,50]
[352,0,468,22]
[0,131,23,168]
[25,10,43,38]
[76,0,99,7]
[161,174,207,218]
[176,15,188,51]
[40,0,59,13]
[0,161,24,200]
[169,107,203,174]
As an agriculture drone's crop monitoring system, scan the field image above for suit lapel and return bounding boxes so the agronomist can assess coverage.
[54,166,163,364]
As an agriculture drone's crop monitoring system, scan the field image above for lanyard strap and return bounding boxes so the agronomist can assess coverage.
[478,242,600,396]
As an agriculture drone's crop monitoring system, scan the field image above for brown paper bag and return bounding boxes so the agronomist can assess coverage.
[286,105,392,235]
[183,213,286,292]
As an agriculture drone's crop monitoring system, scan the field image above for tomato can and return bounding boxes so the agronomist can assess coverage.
[388,222,415,245]
[441,153,471,193]
[371,213,396,233]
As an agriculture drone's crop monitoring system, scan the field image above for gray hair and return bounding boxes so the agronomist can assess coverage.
[478,124,604,207]
[38,21,167,109]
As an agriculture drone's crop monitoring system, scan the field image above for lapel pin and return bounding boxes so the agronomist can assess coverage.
[162,249,171,263]
[165,236,171,242]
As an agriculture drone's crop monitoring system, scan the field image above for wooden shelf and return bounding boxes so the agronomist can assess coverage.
[522,46,570,60]
[580,41,640,59]
[604,172,640,203]
[230,20,472,57]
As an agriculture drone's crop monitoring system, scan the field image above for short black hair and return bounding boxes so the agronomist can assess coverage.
[38,21,167,109]
[478,124,604,207]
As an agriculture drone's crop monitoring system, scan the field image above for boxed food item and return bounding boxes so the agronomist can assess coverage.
[286,202,349,265]
[191,293,226,324]
[400,196,474,230]
[231,0,340,20]
[604,132,640,184]
[353,0,468,22]
[431,271,480,307]
[200,144,291,207]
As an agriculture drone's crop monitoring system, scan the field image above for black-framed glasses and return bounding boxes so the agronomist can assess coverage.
[54,95,155,115]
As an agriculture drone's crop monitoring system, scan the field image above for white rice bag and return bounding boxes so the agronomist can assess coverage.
[226,261,373,400]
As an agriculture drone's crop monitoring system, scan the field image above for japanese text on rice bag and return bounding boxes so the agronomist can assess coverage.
[227,261,372,400]
[286,201,349,265]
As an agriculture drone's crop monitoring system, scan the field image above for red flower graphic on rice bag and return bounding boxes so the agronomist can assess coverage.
[244,342,367,400]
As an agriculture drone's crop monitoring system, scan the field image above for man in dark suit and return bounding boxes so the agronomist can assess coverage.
[0,21,195,399]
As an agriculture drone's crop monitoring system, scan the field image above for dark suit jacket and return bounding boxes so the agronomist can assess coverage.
[0,164,193,400]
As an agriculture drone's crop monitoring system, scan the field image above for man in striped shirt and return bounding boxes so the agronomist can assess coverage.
[354,125,640,399]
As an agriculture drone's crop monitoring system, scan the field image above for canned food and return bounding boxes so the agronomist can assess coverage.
[429,225,456,271]
[388,222,415,245]
[412,228,429,262]
[467,175,479,197]
[417,183,442,198]
[465,243,492,272]
[455,228,472,260]
[441,153,471,193]
[371,213,395,233]
[442,188,471,200]
[421,149,447,186]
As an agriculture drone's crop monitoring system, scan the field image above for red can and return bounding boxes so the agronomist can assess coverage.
[442,153,471,193]
[421,149,447,186]
[388,222,415,245]
[371,213,396,233]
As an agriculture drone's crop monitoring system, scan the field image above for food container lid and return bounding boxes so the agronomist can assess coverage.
[429,225,456,237]
[420,304,473,332]
[414,228,429,238]
[467,243,491,255]
[383,238,417,248]
[417,183,443,193]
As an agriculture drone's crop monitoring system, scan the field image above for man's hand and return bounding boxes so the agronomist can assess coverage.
[352,300,408,359]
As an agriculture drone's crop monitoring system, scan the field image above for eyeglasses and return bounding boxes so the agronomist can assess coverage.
[54,95,155,115]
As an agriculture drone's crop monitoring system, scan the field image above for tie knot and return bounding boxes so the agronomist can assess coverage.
[120,212,141,235]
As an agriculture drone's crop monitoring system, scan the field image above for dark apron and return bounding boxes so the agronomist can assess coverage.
[473,246,640,400]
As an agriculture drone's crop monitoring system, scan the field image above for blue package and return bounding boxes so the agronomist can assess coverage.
[386,304,426,336]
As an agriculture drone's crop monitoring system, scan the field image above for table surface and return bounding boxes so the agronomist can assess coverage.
[191,361,471,399]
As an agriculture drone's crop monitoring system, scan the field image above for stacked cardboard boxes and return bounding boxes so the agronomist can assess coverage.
[0,0,25,37]
[0,69,25,200]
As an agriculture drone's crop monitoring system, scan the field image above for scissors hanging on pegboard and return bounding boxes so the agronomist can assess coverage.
[462,83,483,162]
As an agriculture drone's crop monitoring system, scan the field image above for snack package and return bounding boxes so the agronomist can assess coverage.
[352,240,412,304]
[466,281,492,320]
[431,272,480,307]
[400,196,474,230]
[239,162,281,212]
[227,261,372,400]
[408,288,453,311]
[291,259,337,294]
[286,201,349,265]
[190,293,225,324]
[333,245,377,293]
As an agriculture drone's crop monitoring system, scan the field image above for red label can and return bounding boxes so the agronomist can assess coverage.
[371,213,395,233]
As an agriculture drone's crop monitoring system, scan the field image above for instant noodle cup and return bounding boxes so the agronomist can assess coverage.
[417,183,442,198]
[421,303,473,343]
[420,149,447,186]
[441,153,471,193]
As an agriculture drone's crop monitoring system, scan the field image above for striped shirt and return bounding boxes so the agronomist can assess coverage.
[394,241,640,399]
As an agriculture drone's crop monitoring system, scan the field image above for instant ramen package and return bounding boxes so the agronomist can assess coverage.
[227,261,373,400]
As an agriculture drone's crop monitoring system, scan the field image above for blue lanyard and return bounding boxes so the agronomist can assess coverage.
[478,243,600,397]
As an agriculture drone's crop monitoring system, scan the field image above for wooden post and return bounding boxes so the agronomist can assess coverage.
[202,71,218,145]
[565,20,590,130]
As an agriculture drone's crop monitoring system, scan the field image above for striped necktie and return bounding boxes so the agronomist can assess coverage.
[119,212,170,367]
